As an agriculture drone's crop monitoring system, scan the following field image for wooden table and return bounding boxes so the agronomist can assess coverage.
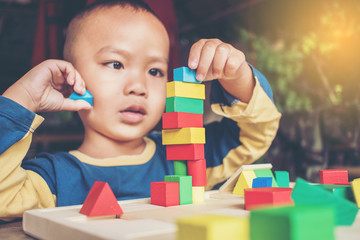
[0,221,34,240]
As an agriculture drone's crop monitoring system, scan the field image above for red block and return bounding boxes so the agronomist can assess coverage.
[151,181,180,207]
[244,187,293,210]
[80,181,123,217]
[162,112,203,129]
[319,169,349,185]
[187,159,207,186]
[166,144,205,160]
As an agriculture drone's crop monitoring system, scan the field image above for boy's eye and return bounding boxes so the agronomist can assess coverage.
[105,61,123,69]
[149,68,164,77]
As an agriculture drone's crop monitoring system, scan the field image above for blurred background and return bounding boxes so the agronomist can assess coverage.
[0,0,359,182]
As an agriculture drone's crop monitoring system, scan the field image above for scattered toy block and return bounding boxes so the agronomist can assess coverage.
[165,175,192,205]
[166,144,205,160]
[319,184,355,202]
[174,160,187,175]
[192,186,205,203]
[219,163,273,193]
[351,178,360,208]
[166,97,204,114]
[151,181,180,207]
[166,81,205,100]
[232,170,256,196]
[291,178,358,226]
[319,169,349,185]
[173,67,201,83]
[250,205,335,240]
[162,112,203,129]
[187,159,207,186]
[69,89,93,106]
[275,171,290,187]
[244,187,293,210]
[254,169,278,187]
[79,181,123,217]
[177,214,249,240]
[252,177,272,188]
[162,127,205,145]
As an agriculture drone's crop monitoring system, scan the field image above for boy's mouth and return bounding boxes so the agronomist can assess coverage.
[120,105,146,123]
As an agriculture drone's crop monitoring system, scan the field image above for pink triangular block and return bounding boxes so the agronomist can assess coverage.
[80,181,123,217]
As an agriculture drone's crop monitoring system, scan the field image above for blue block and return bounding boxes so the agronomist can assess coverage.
[69,89,93,106]
[173,67,201,83]
[252,177,273,188]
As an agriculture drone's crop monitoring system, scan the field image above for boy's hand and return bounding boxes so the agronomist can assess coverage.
[2,60,92,112]
[188,39,255,103]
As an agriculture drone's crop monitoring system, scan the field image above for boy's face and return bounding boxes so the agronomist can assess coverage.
[72,7,169,143]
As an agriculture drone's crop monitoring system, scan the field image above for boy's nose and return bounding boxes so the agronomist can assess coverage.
[123,74,148,97]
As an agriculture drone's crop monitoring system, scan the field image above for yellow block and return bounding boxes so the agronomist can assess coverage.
[192,186,205,203]
[162,128,205,145]
[176,214,249,240]
[233,170,256,195]
[351,178,360,208]
[166,81,205,100]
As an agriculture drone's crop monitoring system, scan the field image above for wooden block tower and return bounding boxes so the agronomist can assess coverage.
[151,67,207,206]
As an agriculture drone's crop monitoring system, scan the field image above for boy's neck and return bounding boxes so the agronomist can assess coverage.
[77,135,147,159]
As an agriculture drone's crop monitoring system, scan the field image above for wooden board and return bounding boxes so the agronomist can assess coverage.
[23,190,360,240]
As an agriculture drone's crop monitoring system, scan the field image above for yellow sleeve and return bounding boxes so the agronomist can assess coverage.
[0,115,56,221]
[206,77,282,190]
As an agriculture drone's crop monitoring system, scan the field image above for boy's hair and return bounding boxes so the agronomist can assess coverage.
[63,0,159,62]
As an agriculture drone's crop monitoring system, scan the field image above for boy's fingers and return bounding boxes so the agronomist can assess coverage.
[212,43,232,78]
[73,70,86,95]
[61,99,92,112]
[196,40,220,81]
[224,51,246,78]
[188,39,206,69]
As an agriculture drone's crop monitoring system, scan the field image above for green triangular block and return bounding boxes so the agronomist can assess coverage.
[291,178,358,226]
[254,169,278,187]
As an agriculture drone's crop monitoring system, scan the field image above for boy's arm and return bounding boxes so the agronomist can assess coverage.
[0,96,56,221]
[205,66,281,190]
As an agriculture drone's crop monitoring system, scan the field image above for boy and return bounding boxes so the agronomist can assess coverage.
[0,0,281,220]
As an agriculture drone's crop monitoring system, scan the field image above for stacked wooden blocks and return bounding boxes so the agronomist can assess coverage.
[151,67,206,206]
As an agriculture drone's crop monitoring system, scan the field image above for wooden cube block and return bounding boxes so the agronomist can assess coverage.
[69,89,93,106]
[165,175,192,205]
[192,186,205,203]
[250,205,335,240]
[244,187,293,210]
[252,177,272,188]
[232,170,256,196]
[166,144,205,160]
[162,128,205,145]
[162,112,203,129]
[174,160,187,175]
[275,171,290,187]
[166,81,205,99]
[166,97,204,114]
[292,178,358,226]
[187,159,207,186]
[351,178,360,207]
[177,214,249,240]
[254,169,278,187]
[173,67,200,83]
[319,169,349,185]
[150,182,179,207]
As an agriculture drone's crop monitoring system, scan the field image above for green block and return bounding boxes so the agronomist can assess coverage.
[165,175,193,205]
[250,205,335,240]
[318,184,355,202]
[174,160,187,175]
[291,178,359,226]
[275,171,290,187]
[254,169,278,187]
[166,97,204,114]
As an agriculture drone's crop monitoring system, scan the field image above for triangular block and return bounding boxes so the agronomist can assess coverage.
[233,170,256,195]
[80,181,123,217]
[69,89,93,106]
